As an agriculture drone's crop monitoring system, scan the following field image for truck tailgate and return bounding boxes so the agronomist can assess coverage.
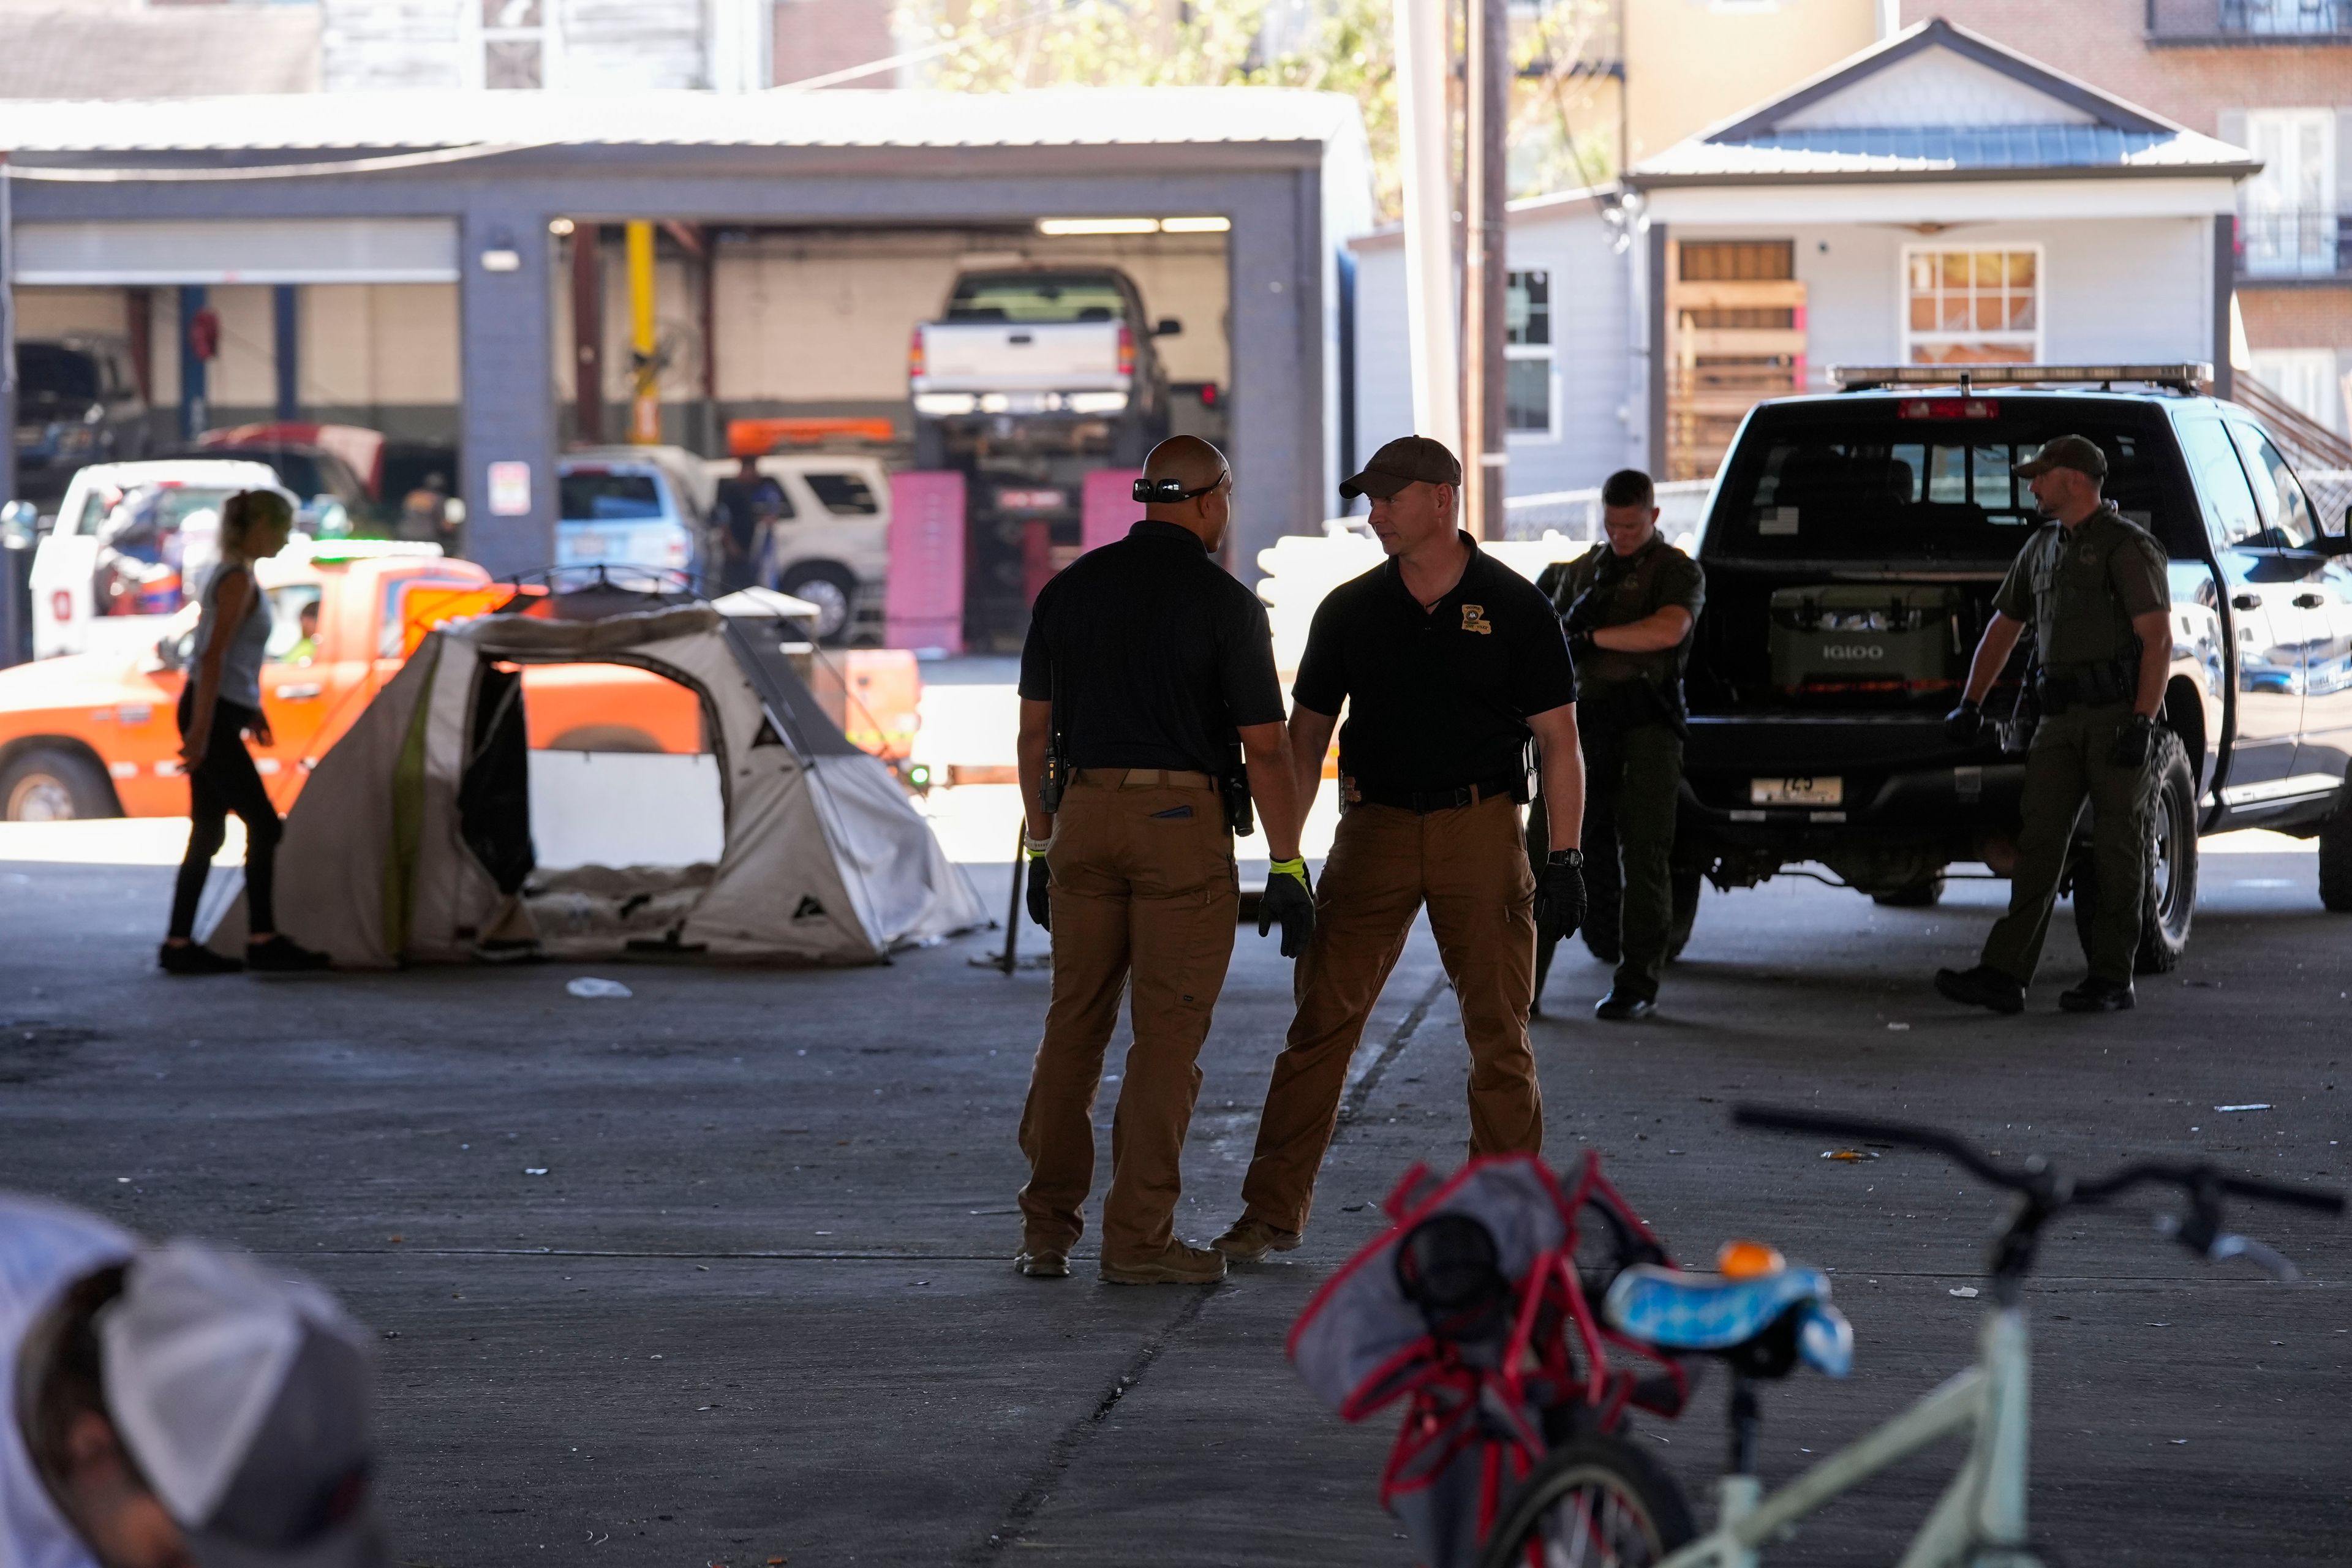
[919,322,1123,391]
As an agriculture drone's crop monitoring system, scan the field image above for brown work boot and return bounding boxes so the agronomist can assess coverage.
[1014,1248,1071,1280]
[1099,1240,1227,1286]
[1210,1216,1302,1264]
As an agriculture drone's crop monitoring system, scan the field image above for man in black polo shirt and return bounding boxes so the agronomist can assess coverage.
[1214,435,1586,1263]
[1012,435,1313,1286]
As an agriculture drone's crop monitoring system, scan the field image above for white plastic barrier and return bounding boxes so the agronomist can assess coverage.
[1255,519,1597,674]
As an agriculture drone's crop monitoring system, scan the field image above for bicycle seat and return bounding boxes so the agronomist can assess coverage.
[1604,1264,1853,1378]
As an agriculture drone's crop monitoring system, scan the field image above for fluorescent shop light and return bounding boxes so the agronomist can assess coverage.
[1037,218,1161,236]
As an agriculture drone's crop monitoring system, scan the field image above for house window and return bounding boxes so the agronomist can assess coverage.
[2240,110,2337,279]
[1902,247,2041,365]
[483,0,547,89]
[1505,269,1556,438]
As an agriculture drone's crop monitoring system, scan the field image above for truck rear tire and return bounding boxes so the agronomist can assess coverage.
[2071,728,2196,975]
[1872,875,1946,908]
[1,745,118,821]
[2319,782,2352,913]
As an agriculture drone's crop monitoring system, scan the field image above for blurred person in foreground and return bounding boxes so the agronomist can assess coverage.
[2,1194,388,1568]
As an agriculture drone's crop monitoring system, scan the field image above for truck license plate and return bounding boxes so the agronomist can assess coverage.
[1751,776,1842,807]
[572,532,606,559]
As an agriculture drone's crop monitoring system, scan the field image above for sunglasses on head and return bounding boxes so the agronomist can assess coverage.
[1133,471,1231,504]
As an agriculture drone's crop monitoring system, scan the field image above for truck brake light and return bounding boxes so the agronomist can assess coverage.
[908,326,925,379]
[51,590,73,622]
[1117,323,1135,377]
[1896,398,2000,420]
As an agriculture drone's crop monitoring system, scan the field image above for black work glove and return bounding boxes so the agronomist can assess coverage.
[1534,850,1587,944]
[2110,714,2157,769]
[1024,850,1052,931]
[1943,699,1983,745]
[1257,858,1317,959]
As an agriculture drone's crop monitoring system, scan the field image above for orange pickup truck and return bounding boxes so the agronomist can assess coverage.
[0,548,706,821]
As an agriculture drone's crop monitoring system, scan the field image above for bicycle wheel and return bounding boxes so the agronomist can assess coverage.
[1476,1435,1695,1568]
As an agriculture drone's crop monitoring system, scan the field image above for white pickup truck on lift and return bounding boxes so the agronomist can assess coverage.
[908,266,1178,468]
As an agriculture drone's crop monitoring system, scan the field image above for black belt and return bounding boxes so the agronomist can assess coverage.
[1349,772,1525,815]
[2035,658,2136,715]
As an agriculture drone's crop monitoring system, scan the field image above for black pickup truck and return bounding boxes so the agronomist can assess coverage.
[1668,365,2352,973]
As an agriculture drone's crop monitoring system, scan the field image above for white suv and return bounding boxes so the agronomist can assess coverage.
[701,453,889,644]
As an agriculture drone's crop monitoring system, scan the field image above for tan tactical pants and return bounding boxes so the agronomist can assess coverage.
[1237,793,1542,1235]
[1016,769,1238,1265]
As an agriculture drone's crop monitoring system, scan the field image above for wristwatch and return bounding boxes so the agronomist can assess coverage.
[1545,848,1585,869]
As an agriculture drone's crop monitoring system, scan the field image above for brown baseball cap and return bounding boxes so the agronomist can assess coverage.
[1339,435,1462,500]
[2013,434,2108,480]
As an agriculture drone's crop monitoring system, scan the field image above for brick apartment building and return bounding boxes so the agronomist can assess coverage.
[1905,0,2352,438]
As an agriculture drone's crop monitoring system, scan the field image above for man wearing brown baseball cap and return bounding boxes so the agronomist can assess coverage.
[1214,434,1588,1263]
[1338,434,1464,500]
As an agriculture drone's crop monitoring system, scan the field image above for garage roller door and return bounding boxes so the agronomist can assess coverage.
[13,218,459,285]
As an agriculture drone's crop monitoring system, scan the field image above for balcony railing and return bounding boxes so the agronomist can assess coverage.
[2149,0,2352,38]
[2237,209,2351,278]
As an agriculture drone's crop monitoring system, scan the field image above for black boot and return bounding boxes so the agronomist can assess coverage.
[159,941,243,976]
[1934,965,2026,1015]
[247,935,332,973]
[2058,976,2135,1013]
[1593,986,1654,1022]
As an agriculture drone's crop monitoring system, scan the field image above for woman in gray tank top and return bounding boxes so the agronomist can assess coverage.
[162,491,330,974]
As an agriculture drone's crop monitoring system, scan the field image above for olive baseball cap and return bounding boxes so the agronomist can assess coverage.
[1340,435,1462,500]
[2013,434,2108,480]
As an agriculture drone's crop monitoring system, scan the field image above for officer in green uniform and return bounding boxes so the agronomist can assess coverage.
[1532,469,1705,1022]
[1935,434,2173,1015]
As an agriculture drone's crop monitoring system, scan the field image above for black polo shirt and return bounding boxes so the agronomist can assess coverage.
[1294,533,1577,795]
[1017,520,1286,775]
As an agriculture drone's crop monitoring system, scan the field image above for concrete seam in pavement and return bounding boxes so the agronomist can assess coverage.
[974,1286,1219,1561]
[1338,976,1450,1130]
[972,976,1450,1557]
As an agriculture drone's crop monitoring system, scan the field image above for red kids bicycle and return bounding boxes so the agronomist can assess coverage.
[1288,1153,1698,1568]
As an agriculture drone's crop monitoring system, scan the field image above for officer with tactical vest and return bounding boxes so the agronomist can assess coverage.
[1936,434,2173,1015]
[1532,469,1705,1022]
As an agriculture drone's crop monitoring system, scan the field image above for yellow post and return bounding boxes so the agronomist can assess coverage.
[626,220,660,445]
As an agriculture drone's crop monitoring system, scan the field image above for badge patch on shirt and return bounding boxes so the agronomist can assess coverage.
[1460,605,1492,635]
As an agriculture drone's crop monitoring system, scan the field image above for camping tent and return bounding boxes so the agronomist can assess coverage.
[200,600,986,965]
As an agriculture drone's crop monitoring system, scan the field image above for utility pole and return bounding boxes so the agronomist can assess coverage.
[571,222,605,445]
[1461,0,1507,539]
[1393,0,1461,459]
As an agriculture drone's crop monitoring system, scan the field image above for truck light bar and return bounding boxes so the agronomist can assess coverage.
[1831,363,2212,394]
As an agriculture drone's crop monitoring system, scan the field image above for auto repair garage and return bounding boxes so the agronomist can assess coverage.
[0,89,1372,630]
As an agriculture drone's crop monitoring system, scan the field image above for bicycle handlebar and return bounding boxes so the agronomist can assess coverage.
[1733,1104,2346,1218]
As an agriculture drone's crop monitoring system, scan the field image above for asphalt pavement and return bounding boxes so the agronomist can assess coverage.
[2,828,2346,1566]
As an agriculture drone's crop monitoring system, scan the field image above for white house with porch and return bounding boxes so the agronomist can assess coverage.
[1349,18,2262,507]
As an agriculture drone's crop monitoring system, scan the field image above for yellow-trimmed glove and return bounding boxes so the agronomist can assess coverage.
[1257,857,1316,959]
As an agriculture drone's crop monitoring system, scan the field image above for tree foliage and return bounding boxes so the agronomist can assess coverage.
[900,0,1403,216]
[895,0,1623,218]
